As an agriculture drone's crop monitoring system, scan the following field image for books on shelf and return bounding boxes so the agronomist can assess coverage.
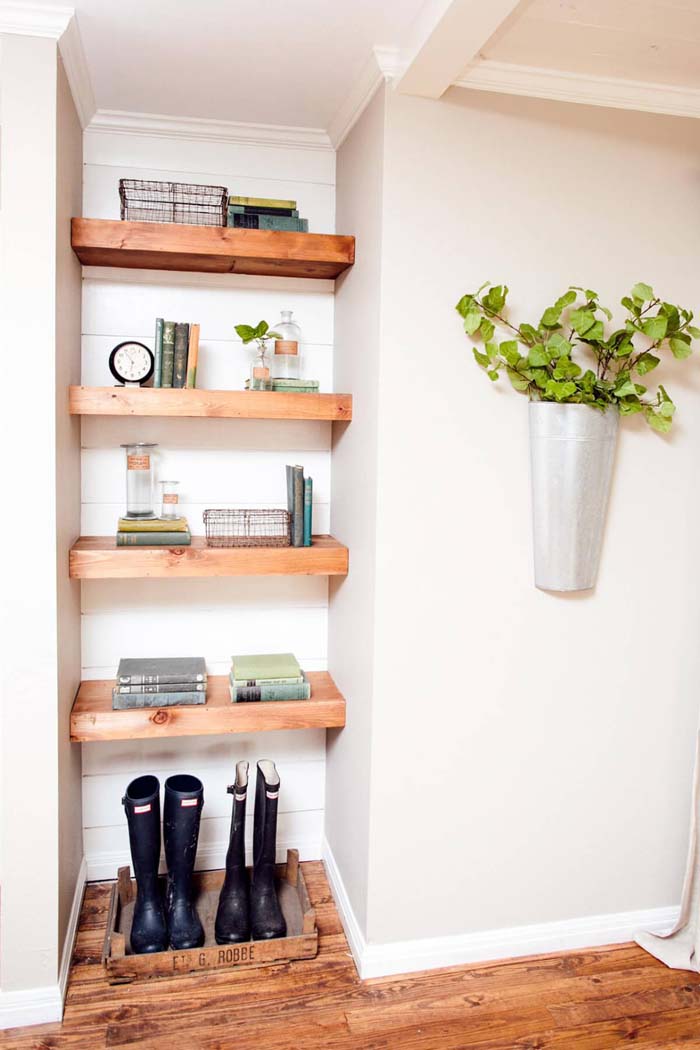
[245,378,320,394]
[116,516,191,546]
[286,464,312,548]
[229,653,311,703]
[226,194,309,232]
[113,656,208,710]
[153,317,200,389]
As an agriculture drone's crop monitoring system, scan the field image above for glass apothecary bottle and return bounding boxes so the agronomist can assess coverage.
[272,310,302,380]
[249,338,273,390]
[159,480,180,519]
[121,443,157,518]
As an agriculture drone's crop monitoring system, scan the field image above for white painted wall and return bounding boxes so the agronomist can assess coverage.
[328,85,700,964]
[80,128,336,878]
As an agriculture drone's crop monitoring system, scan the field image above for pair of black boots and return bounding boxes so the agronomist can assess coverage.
[122,772,204,954]
[215,759,286,944]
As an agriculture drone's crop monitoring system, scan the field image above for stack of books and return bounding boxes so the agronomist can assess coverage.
[113,657,207,710]
[245,378,320,394]
[153,319,200,389]
[226,195,309,233]
[286,465,312,547]
[117,516,191,546]
[229,653,310,703]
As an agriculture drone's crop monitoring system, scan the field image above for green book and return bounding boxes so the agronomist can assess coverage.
[117,656,207,685]
[292,465,304,547]
[228,205,299,218]
[229,195,297,209]
[303,476,312,547]
[153,317,164,388]
[161,321,176,387]
[116,681,206,695]
[118,517,189,532]
[113,687,205,710]
[173,322,189,388]
[231,652,301,683]
[229,671,310,703]
[116,531,191,546]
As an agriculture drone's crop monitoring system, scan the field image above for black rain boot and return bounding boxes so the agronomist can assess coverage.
[122,775,168,954]
[163,773,205,950]
[250,760,286,940]
[215,761,251,944]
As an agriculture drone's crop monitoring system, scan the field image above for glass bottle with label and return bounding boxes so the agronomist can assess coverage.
[121,443,157,518]
[272,310,302,380]
[159,480,180,519]
[249,338,273,390]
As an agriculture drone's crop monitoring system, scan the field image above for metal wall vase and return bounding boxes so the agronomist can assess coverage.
[529,403,619,592]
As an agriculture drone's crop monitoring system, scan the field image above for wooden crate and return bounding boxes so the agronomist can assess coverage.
[102,849,317,983]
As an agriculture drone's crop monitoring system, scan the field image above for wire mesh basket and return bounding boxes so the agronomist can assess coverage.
[119,180,228,226]
[203,509,291,548]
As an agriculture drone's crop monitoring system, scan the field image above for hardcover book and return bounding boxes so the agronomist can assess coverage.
[112,688,206,710]
[303,476,313,548]
[116,681,206,694]
[228,205,299,217]
[173,322,190,388]
[229,671,310,703]
[161,321,176,387]
[117,656,207,686]
[292,465,304,547]
[118,517,189,532]
[229,195,297,209]
[116,531,191,546]
[186,323,200,389]
[231,652,301,683]
[227,211,308,232]
[153,317,164,388]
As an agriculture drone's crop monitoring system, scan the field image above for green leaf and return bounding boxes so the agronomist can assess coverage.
[670,336,693,359]
[472,347,490,369]
[645,408,672,433]
[641,316,667,340]
[540,305,563,328]
[455,294,475,318]
[618,398,643,416]
[544,379,577,401]
[519,323,539,345]
[553,358,581,380]
[506,368,530,392]
[659,399,676,418]
[570,308,596,336]
[614,377,637,398]
[556,290,578,309]
[463,311,481,335]
[687,325,700,339]
[487,369,499,382]
[546,333,572,358]
[483,284,508,315]
[582,320,605,342]
[599,305,613,321]
[479,317,495,342]
[584,289,598,301]
[234,324,255,343]
[530,368,549,390]
[528,345,549,367]
[635,353,660,375]
[632,282,654,302]
[500,340,521,367]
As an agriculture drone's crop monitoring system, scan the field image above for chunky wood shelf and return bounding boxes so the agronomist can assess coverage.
[70,672,346,742]
[71,218,355,279]
[69,535,348,579]
[68,386,352,421]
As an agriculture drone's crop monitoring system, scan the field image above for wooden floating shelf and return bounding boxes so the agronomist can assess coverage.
[71,672,346,742]
[69,386,352,421]
[69,535,349,579]
[71,218,355,279]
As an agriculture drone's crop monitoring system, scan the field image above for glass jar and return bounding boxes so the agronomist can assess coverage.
[249,339,272,390]
[272,310,302,380]
[121,443,157,518]
[159,480,180,519]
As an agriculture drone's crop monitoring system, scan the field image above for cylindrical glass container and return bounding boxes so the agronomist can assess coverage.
[159,480,180,519]
[249,340,272,390]
[121,443,157,518]
[272,310,302,380]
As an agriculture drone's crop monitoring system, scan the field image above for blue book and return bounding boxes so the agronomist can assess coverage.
[303,477,312,547]
[153,317,164,388]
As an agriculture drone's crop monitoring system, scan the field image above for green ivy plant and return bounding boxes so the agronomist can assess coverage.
[456,283,700,432]
[235,319,281,353]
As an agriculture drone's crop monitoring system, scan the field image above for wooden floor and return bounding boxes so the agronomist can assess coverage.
[3,862,700,1050]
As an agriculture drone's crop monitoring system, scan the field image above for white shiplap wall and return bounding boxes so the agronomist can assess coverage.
[80,126,335,880]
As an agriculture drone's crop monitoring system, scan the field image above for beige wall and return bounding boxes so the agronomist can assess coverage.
[327,86,386,931]
[0,35,83,998]
[331,85,700,948]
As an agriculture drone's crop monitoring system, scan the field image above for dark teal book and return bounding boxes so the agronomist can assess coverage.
[161,321,176,387]
[292,465,304,547]
[227,210,308,232]
[303,477,312,547]
[286,464,295,530]
[228,205,299,218]
[116,531,191,546]
[112,688,205,710]
[153,317,164,388]
[173,322,189,388]
[229,671,310,703]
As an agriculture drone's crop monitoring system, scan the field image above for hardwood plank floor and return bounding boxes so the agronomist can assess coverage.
[2,862,700,1050]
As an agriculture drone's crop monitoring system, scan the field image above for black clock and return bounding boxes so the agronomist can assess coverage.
[109,341,155,386]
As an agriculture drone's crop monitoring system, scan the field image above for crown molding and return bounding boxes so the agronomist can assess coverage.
[0,2,71,37]
[86,109,333,152]
[455,60,700,121]
[327,46,401,149]
[58,14,95,127]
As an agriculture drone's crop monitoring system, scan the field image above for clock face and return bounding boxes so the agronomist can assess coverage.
[109,341,154,385]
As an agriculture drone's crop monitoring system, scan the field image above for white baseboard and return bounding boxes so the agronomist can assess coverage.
[322,837,680,980]
[0,856,87,1030]
[86,835,322,882]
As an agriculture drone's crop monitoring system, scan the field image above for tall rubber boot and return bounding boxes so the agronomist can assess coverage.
[215,760,251,944]
[250,760,286,940]
[122,775,168,954]
[163,773,205,949]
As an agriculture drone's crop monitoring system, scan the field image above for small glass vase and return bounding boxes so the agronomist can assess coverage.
[249,339,272,390]
[121,443,157,518]
[272,310,302,380]
[159,480,180,519]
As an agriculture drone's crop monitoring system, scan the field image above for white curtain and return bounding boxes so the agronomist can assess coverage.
[636,731,700,971]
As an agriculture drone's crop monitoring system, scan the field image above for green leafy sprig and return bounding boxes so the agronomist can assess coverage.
[456,283,700,432]
[235,320,281,346]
